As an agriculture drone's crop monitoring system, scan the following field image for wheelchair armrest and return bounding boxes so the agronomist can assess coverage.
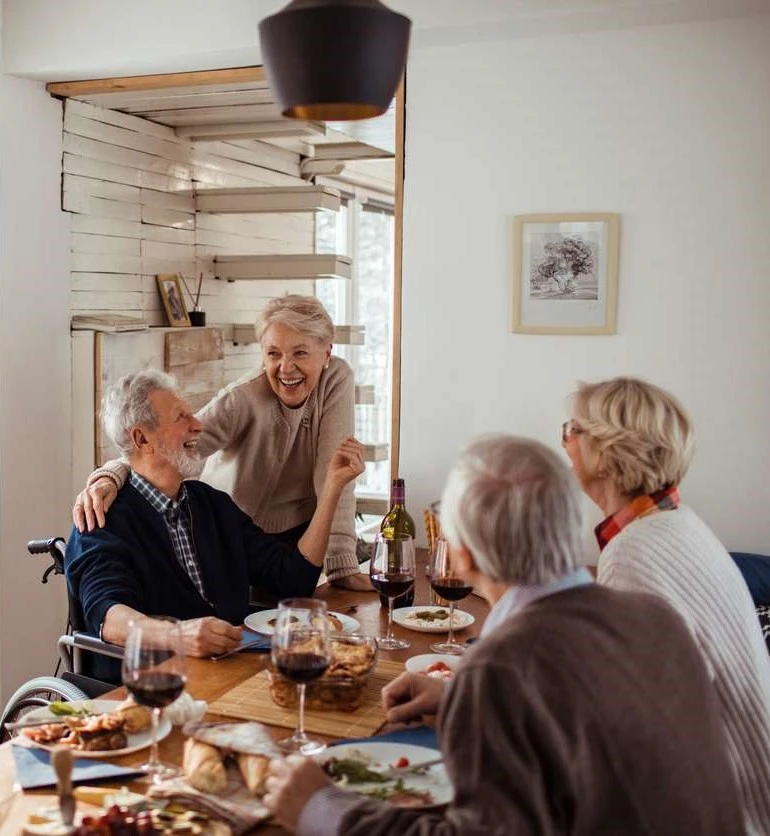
[58,632,125,669]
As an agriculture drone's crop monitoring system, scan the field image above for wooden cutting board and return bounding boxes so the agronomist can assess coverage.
[165,328,225,412]
[208,660,404,739]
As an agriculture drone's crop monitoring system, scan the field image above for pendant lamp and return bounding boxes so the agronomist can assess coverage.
[258,0,411,121]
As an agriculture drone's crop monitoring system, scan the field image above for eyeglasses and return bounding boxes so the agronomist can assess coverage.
[561,420,585,444]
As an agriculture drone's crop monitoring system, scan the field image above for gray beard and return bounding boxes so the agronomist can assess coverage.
[158,441,204,480]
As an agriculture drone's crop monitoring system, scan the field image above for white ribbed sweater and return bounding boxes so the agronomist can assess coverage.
[598,507,770,836]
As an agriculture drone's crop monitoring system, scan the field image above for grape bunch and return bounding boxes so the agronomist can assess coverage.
[73,805,158,835]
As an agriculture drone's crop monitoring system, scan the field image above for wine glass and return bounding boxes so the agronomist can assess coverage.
[429,538,473,655]
[369,533,416,650]
[271,598,332,756]
[122,617,186,783]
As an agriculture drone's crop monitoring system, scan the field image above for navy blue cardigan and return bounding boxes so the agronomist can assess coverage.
[65,480,321,681]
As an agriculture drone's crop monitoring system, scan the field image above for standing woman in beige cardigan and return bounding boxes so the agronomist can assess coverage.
[73,295,371,590]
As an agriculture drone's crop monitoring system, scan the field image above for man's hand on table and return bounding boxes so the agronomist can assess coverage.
[264,755,332,832]
[382,672,447,723]
[179,617,241,657]
[331,572,373,592]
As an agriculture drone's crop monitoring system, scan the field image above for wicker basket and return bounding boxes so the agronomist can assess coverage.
[268,635,378,713]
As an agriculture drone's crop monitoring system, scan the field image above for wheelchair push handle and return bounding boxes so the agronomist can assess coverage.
[27,537,65,556]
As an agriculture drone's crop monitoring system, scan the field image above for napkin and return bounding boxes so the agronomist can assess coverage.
[332,724,439,750]
[239,631,271,653]
[11,744,144,790]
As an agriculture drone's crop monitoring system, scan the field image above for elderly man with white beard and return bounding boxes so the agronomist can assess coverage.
[65,370,364,683]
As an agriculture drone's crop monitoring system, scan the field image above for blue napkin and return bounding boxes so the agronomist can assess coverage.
[332,725,439,750]
[239,630,271,653]
[12,745,144,790]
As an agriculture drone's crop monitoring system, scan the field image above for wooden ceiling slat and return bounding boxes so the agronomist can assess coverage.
[122,89,276,113]
[47,66,267,99]
[81,83,273,110]
[139,103,283,127]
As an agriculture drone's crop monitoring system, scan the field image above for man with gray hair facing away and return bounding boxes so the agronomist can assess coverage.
[65,370,363,682]
[263,435,741,835]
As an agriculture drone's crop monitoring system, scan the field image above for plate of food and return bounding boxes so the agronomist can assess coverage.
[405,654,461,680]
[244,609,360,635]
[16,698,172,759]
[392,607,475,634]
[319,742,451,807]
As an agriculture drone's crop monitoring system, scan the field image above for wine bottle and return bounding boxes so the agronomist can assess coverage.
[379,478,416,609]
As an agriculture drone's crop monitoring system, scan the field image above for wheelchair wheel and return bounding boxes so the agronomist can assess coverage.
[0,676,89,741]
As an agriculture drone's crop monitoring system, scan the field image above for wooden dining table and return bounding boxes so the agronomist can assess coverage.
[0,554,488,833]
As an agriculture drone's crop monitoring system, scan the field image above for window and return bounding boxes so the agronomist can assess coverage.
[316,196,395,498]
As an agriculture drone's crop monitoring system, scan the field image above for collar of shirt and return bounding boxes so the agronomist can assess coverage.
[481,567,594,638]
[594,485,680,552]
[129,470,188,518]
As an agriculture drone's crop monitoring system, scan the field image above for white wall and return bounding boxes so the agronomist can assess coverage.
[0,73,71,701]
[401,14,770,556]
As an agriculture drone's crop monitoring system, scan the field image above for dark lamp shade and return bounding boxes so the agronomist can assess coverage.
[258,0,411,121]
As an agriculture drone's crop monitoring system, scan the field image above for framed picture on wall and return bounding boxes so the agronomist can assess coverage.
[156,274,191,327]
[512,213,620,335]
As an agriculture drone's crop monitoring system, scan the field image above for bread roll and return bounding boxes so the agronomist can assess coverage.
[113,698,152,733]
[183,738,227,794]
[236,753,270,796]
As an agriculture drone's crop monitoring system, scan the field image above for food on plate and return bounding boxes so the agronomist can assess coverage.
[393,757,410,769]
[267,615,299,628]
[70,803,213,835]
[21,713,128,752]
[407,610,449,622]
[327,613,344,632]
[322,756,391,784]
[113,698,152,733]
[363,779,435,807]
[47,700,93,718]
[184,720,277,755]
[183,738,227,795]
[237,752,270,796]
[423,661,455,681]
[268,636,377,712]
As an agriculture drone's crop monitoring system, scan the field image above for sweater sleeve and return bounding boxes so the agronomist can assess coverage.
[86,458,130,490]
[238,507,323,598]
[314,361,358,580]
[299,664,540,836]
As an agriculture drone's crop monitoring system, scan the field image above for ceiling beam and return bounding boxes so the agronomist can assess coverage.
[47,66,267,99]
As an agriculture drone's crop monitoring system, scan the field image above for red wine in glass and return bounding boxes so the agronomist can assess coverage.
[429,540,472,655]
[371,572,414,600]
[125,671,186,709]
[430,577,473,602]
[275,652,329,683]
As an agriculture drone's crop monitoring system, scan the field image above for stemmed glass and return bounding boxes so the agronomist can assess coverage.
[429,538,473,655]
[271,598,331,756]
[122,617,186,782]
[369,533,416,650]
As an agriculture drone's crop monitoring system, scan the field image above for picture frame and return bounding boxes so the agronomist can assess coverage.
[156,274,191,327]
[512,213,620,335]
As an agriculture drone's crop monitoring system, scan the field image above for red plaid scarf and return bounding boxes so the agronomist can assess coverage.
[595,485,680,551]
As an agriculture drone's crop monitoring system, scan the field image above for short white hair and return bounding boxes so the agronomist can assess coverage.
[257,294,334,344]
[441,435,584,585]
[101,369,178,456]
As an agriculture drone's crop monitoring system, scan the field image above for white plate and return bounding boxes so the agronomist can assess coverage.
[20,699,172,759]
[392,607,475,634]
[244,608,360,635]
[405,654,462,676]
[320,742,451,807]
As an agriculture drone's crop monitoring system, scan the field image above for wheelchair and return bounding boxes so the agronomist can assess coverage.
[0,537,124,739]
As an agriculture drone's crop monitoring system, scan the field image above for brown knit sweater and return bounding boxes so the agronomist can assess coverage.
[330,585,743,835]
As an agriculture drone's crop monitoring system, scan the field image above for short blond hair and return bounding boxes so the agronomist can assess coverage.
[441,435,584,585]
[257,294,334,344]
[571,377,694,495]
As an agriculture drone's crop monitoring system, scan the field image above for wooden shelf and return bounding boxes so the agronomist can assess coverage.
[355,384,375,405]
[333,325,365,345]
[356,494,389,516]
[362,443,389,463]
[214,254,352,282]
[194,185,341,215]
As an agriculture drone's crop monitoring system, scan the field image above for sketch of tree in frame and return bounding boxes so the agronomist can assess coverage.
[511,213,620,335]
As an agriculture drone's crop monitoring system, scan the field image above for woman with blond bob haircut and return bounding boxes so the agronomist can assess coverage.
[563,376,770,834]
[73,294,370,590]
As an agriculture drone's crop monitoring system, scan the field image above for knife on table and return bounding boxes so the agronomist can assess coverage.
[51,745,76,829]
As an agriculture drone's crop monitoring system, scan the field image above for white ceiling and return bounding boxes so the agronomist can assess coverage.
[3,0,769,80]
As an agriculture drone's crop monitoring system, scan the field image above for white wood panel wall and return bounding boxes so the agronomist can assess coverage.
[64,99,316,384]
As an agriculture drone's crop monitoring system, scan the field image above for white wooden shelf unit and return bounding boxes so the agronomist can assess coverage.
[214,254,352,282]
[194,185,342,214]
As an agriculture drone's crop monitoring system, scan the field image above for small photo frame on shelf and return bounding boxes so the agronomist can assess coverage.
[512,213,619,335]
[156,274,191,327]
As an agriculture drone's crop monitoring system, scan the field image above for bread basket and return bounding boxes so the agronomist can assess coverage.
[268,634,378,712]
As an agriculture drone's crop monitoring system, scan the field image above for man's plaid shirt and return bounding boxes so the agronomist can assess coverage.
[129,471,209,603]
